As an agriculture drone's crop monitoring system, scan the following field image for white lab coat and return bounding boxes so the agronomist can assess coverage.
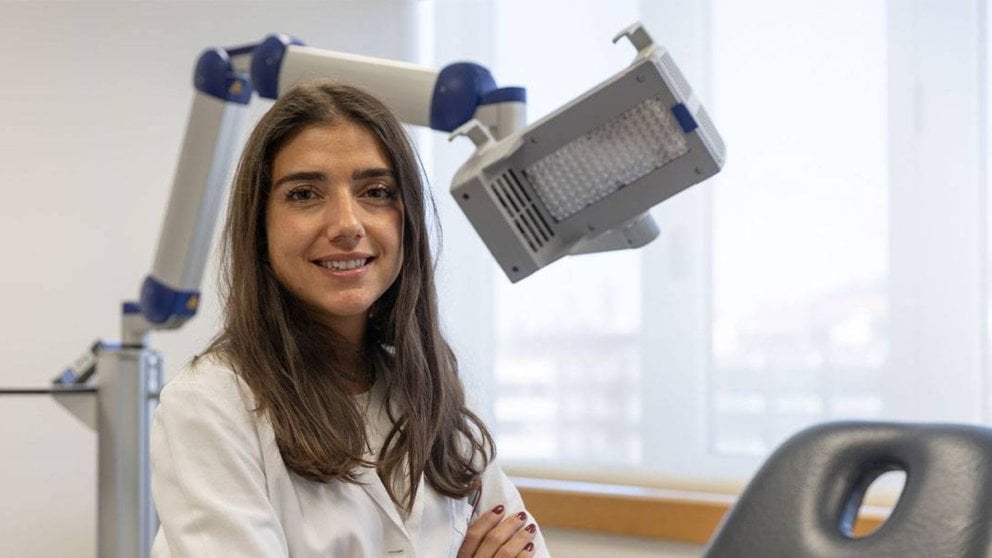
[150,356,550,558]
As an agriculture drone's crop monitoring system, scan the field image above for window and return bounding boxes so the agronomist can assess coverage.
[708,0,890,460]
[429,0,989,487]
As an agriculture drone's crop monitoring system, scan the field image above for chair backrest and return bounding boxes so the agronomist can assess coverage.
[704,421,992,558]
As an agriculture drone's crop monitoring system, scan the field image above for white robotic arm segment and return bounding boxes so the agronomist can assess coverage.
[249,34,527,140]
[277,44,439,126]
[138,47,253,329]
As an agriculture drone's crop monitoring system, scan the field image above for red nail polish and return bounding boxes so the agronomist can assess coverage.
[516,511,528,521]
[525,523,536,534]
[524,542,535,552]
[491,505,505,514]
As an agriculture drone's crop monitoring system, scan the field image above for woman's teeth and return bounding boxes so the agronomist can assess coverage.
[319,258,368,271]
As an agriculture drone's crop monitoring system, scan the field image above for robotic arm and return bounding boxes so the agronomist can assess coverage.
[141,21,724,331]
[138,33,529,332]
[249,34,527,140]
[136,45,252,332]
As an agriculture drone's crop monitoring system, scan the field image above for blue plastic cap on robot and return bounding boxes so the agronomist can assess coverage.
[139,276,200,328]
[250,33,306,100]
[429,62,525,132]
[193,47,253,104]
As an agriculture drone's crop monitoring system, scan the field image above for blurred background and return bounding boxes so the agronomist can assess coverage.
[0,1,987,556]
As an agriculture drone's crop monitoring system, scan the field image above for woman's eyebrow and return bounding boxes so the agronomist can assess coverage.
[352,167,397,181]
[273,171,326,189]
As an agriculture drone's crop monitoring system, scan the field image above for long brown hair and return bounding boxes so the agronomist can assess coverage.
[205,81,494,512]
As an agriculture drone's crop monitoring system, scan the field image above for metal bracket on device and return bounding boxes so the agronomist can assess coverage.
[612,21,659,59]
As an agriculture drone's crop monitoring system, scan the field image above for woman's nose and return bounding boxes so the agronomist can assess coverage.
[323,194,365,243]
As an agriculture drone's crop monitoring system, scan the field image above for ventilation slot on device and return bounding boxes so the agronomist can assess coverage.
[490,170,555,253]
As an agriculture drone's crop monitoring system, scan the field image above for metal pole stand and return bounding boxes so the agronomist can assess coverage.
[96,302,160,558]
[1,302,162,558]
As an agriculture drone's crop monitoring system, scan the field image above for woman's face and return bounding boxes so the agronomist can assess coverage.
[266,121,404,344]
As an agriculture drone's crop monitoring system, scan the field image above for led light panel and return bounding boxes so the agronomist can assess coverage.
[525,97,689,221]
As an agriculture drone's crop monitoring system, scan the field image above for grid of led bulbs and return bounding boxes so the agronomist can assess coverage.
[526,97,690,222]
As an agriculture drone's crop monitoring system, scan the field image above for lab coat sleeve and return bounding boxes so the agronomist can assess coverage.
[479,462,553,557]
[151,364,289,558]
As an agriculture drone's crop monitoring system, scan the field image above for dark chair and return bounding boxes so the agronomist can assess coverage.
[704,421,992,558]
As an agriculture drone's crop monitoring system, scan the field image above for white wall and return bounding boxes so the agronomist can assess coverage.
[0,1,705,556]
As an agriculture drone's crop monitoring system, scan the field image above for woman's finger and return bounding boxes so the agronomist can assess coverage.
[515,541,536,558]
[496,521,537,558]
[457,504,506,558]
[474,510,529,557]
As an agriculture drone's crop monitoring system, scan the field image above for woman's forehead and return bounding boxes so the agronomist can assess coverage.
[272,121,391,174]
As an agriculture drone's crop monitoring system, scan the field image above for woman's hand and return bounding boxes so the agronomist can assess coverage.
[456,504,538,558]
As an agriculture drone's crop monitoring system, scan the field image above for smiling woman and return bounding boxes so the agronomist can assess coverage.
[148,82,551,558]
[266,121,405,348]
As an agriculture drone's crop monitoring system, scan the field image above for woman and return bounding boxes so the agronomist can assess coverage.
[150,81,549,558]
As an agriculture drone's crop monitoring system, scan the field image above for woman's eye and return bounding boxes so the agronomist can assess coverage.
[365,185,397,201]
[286,187,316,202]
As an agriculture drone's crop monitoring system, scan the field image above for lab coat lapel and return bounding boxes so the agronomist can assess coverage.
[355,466,408,536]
[403,476,427,539]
